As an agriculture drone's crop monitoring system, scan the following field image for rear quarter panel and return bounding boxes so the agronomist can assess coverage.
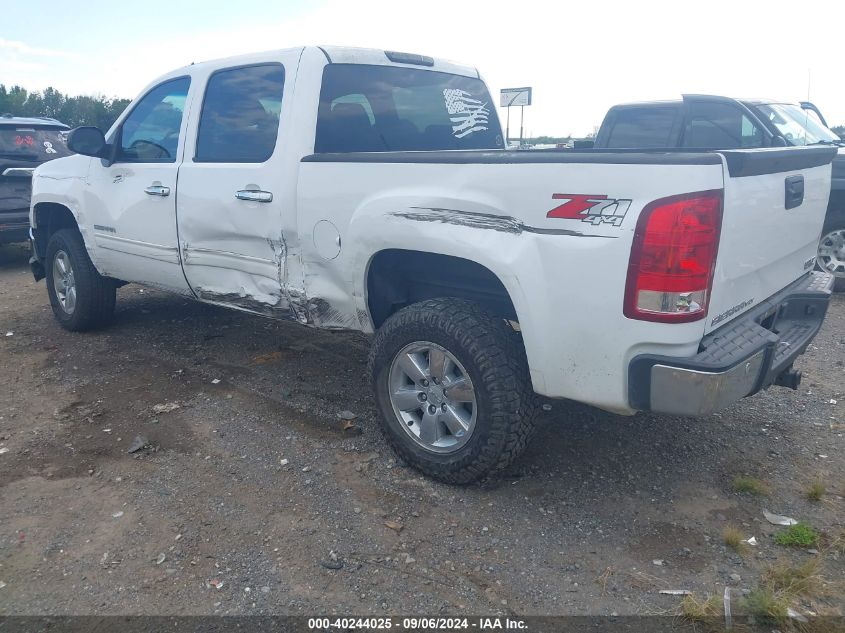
[297,157,725,412]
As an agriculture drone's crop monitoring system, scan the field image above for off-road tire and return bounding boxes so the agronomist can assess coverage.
[45,228,116,331]
[369,298,537,484]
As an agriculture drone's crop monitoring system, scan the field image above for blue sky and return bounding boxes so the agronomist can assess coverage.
[2,0,843,136]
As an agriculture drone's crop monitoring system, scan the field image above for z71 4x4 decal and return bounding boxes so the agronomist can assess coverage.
[547,194,632,227]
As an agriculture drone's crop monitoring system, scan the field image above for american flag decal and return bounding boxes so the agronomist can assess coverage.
[443,89,490,139]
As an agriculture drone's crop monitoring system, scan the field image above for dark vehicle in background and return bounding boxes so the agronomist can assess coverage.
[592,96,845,287]
[0,115,71,244]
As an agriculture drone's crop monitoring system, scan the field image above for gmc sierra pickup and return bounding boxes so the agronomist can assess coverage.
[593,95,845,287]
[28,47,837,483]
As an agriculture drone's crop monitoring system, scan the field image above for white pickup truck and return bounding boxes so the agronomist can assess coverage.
[29,46,836,483]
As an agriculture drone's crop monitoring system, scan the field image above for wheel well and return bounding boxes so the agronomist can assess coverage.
[366,249,518,328]
[32,202,77,259]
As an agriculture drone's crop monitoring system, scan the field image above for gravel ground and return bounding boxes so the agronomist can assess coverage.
[0,241,842,617]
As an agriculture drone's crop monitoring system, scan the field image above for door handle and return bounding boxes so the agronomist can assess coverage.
[235,190,273,203]
[784,175,804,210]
[144,185,170,197]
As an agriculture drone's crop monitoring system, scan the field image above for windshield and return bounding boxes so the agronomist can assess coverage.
[750,103,840,146]
[0,127,72,161]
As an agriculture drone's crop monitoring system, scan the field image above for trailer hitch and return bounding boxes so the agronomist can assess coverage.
[774,366,802,390]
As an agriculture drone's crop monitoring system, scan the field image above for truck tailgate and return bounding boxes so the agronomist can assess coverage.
[705,147,836,334]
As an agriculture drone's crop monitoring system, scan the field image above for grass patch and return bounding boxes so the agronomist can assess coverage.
[806,481,826,502]
[680,593,721,622]
[723,525,745,551]
[732,475,770,496]
[833,530,845,556]
[775,522,819,548]
[762,559,823,597]
[742,587,789,625]
[744,546,834,626]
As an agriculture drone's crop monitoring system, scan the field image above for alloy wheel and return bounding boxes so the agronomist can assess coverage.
[387,341,477,454]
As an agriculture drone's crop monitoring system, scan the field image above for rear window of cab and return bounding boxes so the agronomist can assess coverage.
[315,64,504,153]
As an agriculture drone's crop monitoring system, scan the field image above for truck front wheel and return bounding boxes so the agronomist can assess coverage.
[368,298,536,484]
[45,228,116,331]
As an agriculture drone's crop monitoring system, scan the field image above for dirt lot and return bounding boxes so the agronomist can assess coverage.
[0,241,842,619]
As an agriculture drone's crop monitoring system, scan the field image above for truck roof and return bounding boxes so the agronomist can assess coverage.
[0,114,69,128]
[608,99,683,108]
[166,45,479,80]
[609,96,791,109]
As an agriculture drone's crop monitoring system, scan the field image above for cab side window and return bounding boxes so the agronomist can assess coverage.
[195,64,285,163]
[116,77,190,163]
[604,107,678,148]
[682,102,764,149]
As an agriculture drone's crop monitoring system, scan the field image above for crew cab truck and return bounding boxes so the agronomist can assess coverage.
[29,47,837,483]
[593,95,845,288]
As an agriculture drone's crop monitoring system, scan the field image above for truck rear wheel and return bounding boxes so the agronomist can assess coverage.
[816,209,845,292]
[45,228,116,331]
[368,298,536,484]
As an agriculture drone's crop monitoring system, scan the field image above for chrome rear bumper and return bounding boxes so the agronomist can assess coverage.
[628,271,834,417]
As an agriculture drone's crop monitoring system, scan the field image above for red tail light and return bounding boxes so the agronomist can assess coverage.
[624,190,723,323]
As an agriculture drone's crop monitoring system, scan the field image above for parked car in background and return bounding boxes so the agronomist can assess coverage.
[27,47,836,483]
[592,96,845,288]
[0,115,71,244]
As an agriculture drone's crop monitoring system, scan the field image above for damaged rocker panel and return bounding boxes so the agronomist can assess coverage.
[194,288,297,319]
[194,288,354,330]
[306,296,357,329]
[183,235,356,329]
[393,207,615,238]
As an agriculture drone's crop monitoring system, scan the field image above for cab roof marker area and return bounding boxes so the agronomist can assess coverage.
[384,51,434,66]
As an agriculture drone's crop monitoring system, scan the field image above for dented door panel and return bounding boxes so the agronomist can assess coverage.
[177,165,291,314]
[176,55,304,319]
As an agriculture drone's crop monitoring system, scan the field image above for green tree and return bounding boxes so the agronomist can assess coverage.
[41,87,66,119]
[1,85,30,114]
[525,135,573,145]
[0,84,129,131]
[831,125,844,140]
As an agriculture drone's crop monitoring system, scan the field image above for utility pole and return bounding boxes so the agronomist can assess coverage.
[519,105,524,148]
[506,107,510,145]
[500,87,532,149]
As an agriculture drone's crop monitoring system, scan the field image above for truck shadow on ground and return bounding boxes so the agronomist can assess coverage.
[106,284,758,501]
[0,242,31,270]
[2,239,785,504]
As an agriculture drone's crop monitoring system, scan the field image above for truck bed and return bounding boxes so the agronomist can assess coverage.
[299,145,835,412]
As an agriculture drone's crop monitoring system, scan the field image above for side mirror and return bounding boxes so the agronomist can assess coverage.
[67,126,108,158]
[573,140,595,149]
[771,136,788,147]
